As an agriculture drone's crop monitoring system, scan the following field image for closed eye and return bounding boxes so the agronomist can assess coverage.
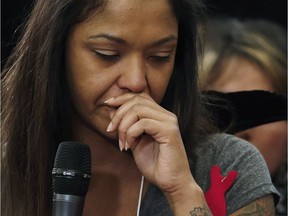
[149,53,171,63]
[93,49,120,61]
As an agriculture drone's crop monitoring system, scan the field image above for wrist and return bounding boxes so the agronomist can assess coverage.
[164,180,203,205]
[164,180,212,216]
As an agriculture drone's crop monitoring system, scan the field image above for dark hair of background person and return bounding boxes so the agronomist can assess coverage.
[1,0,214,215]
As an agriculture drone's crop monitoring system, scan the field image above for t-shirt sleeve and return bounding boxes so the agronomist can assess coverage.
[211,134,280,214]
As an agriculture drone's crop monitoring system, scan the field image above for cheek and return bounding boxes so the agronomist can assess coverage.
[237,122,287,155]
[66,49,107,111]
[65,37,104,107]
[148,66,174,103]
[66,71,106,123]
[253,122,287,149]
[66,65,92,108]
[149,75,171,103]
[67,70,112,114]
[67,83,94,125]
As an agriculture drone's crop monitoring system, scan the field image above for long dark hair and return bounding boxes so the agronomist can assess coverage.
[1,0,209,215]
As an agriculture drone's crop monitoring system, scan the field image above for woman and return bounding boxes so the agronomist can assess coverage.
[199,18,287,215]
[2,0,279,215]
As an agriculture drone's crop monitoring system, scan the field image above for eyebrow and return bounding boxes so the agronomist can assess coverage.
[150,35,178,47]
[89,33,126,44]
[88,33,177,46]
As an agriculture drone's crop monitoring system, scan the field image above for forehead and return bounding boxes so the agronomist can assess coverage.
[82,0,177,30]
[100,0,174,14]
[217,56,274,91]
[69,0,178,44]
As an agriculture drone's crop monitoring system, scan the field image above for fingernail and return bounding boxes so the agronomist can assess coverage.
[104,97,115,104]
[106,122,113,132]
[125,141,129,151]
[119,139,124,151]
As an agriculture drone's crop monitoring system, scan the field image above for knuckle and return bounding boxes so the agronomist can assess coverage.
[131,103,142,112]
[133,94,144,103]
[169,112,178,123]
[118,123,128,134]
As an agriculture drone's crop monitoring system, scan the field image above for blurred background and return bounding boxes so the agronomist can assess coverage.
[1,0,287,69]
[204,0,287,28]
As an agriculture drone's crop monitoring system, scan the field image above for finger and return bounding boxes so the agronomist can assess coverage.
[117,108,140,150]
[125,118,181,150]
[105,94,152,132]
[125,118,159,151]
[109,109,116,119]
[104,92,153,108]
[118,103,176,146]
[108,96,170,132]
[117,104,165,150]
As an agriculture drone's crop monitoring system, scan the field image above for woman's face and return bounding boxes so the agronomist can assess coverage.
[208,56,287,176]
[65,0,178,141]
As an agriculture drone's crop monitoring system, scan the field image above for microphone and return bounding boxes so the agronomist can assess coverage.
[52,142,91,216]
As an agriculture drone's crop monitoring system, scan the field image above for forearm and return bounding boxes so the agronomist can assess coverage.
[164,182,212,216]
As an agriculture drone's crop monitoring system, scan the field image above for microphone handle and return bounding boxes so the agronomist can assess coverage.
[53,193,85,216]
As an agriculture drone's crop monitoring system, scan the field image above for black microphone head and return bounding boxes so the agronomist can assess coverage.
[52,142,91,196]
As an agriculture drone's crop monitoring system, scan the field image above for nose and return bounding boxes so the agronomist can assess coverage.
[117,55,148,93]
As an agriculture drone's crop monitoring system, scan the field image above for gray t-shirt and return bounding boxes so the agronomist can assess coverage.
[140,133,280,215]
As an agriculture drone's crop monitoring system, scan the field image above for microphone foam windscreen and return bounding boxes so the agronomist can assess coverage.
[52,142,91,196]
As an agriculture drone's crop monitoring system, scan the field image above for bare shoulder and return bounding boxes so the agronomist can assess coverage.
[230,194,275,216]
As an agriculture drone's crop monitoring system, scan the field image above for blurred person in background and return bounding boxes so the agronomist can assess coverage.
[199,18,287,215]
